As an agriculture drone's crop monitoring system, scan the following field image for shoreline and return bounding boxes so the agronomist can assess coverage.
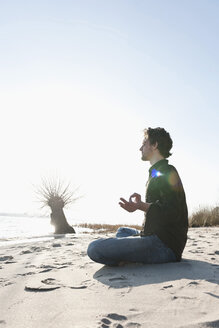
[0,227,218,327]
[1,224,218,248]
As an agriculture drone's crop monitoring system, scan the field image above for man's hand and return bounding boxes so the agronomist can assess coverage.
[119,193,152,213]
[119,197,139,212]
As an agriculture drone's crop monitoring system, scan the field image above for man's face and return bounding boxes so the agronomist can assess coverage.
[139,137,153,161]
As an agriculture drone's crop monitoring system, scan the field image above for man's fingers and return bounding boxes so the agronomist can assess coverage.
[130,193,140,198]
[129,193,141,203]
[119,202,125,208]
[120,197,128,204]
[129,195,137,202]
[119,202,130,212]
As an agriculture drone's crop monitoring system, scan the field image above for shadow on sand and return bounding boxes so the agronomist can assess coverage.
[93,258,219,288]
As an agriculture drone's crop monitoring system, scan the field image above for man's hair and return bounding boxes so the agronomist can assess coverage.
[144,127,173,158]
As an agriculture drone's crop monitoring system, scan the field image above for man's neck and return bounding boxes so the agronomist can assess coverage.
[149,154,165,166]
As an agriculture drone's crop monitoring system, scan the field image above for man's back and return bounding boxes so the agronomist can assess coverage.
[142,159,188,261]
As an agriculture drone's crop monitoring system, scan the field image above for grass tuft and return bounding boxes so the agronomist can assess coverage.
[78,205,219,232]
[76,223,142,233]
[189,206,219,227]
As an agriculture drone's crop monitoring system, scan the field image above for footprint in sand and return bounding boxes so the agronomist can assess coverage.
[17,272,35,277]
[162,284,173,289]
[0,320,6,325]
[0,256,13,262]
[37,265,56,273]
[30,246,41,252]
[187,281,199,286]
[25,277,88,292]
[0,278,15,287]
[98,313,141,328]
[20,250,32,254]
[172,296,195,300]
[52,243,61,247]
[25,278,61,292]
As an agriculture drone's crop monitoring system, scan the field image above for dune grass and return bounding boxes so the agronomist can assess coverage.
[76,223,142,233]
[77,206,219,233]
[189,206,219,227]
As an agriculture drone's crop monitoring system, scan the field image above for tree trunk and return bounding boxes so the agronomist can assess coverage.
[50,207,75,234]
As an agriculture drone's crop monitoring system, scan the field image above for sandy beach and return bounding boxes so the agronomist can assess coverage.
[0,227,218,328]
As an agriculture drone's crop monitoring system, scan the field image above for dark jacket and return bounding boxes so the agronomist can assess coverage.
[142,159,188,261]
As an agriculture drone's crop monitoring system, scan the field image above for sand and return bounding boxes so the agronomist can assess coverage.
[0,227,218,328]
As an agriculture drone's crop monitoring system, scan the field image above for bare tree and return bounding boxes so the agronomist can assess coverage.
[37,178,80,234]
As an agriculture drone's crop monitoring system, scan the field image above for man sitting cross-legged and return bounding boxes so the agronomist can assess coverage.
[87,127,188,266]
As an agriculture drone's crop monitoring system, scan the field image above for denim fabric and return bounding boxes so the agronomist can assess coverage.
[116,226,140,238]
[87,227,176,266]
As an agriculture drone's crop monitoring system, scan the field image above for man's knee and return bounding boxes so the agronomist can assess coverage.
[87,240,97,260]
[87,239,103,261]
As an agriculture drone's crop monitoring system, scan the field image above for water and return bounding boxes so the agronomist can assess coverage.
[0,215,90,246]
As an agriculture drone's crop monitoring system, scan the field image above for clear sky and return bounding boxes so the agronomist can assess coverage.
[0,0,219,224]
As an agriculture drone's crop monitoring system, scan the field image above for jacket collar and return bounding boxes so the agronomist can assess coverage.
[149,159,168,176]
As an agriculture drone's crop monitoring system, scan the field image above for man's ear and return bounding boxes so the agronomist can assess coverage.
[152,141,158,150]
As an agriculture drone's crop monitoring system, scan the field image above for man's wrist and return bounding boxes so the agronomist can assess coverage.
[138,201,151,212]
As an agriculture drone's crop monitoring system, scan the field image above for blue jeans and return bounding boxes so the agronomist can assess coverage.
[87,227,176,266]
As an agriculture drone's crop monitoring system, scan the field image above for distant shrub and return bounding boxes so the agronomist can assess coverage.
[189,206,219,227]
[77,223,142,233]
[78,207,219,232]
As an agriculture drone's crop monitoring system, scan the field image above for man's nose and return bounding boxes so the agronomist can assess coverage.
[139,146,143,151]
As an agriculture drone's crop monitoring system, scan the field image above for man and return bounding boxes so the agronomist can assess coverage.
[87,127,188,266]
